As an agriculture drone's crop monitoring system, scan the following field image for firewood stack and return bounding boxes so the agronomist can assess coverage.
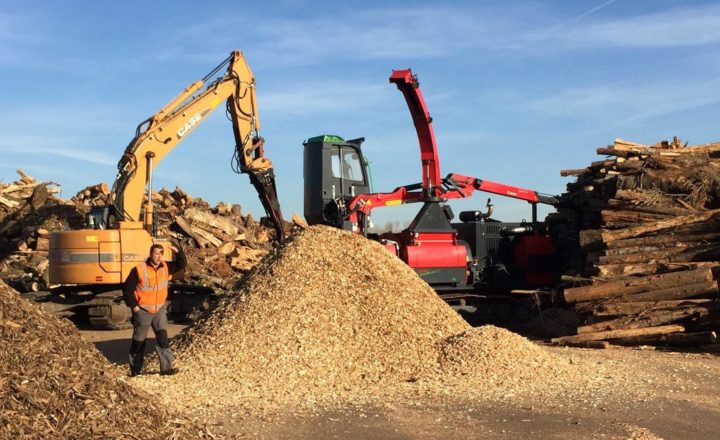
[550,138,720,348]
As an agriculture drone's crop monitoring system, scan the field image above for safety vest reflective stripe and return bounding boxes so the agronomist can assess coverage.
[138,264,168,289]
[136,263,169,292]
[141,264,150,290]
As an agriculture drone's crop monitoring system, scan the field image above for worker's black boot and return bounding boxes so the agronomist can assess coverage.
[160,367,179,376]
[128,339,146,377]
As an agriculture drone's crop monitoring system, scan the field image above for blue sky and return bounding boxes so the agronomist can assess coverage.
[2,0,720,227]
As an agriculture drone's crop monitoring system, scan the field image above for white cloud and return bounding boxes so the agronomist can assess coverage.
[0,11,57,67]
[6,3,720,75]
[151,3,720,68]
[0,12,45,43]
[136,5,537,67]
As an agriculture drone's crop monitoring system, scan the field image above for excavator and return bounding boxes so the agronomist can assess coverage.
[304,69,559,321]
[41,50,286,328]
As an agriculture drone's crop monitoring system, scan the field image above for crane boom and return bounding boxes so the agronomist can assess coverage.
[47,50,285,329]
[389,69,441,198]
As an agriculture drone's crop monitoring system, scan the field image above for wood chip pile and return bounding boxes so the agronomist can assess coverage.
[0,280,210,439]
[550,138,720,348]
[423,324,625,404]
[0,169,275,294]
[439,326,557,378]
[135,225,468,410]
[134,226,626,414]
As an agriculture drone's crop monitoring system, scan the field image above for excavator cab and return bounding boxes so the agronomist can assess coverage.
[303,135,371,228]
[86,206,112,230]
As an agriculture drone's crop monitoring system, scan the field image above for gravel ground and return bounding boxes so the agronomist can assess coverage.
[77,227,720,439]
[82,324,720,439]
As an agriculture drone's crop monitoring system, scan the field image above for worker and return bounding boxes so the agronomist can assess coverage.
[123,243,186,377]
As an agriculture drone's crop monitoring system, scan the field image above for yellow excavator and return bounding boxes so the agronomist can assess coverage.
[41,50,285,328]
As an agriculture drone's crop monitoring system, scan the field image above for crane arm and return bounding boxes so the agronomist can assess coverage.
[111,50,286,240]
[344,69,556,229]
[442,174,558,206]
[346,173,556,221]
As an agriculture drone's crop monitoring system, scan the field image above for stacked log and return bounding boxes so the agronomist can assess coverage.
[550,138,720,348]
[163,199,277,289]
[71,182,110,207]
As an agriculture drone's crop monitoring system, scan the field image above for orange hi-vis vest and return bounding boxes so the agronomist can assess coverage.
[134,262,170,314]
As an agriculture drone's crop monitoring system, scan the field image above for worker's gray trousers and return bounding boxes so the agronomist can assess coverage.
[128,305,174,374]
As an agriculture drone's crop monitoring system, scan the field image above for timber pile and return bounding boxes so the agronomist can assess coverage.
[551,138,720,347]
[75,183,275,289]
[156,189,274,289]
[134,226,621,414]
[0,280,209,438]
[0,170,79,294]
[0,170,275,293]
[71,182,110,207]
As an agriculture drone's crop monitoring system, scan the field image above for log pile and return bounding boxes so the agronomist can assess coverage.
[0,170,78,293]
[76,183,279,289]
[161,195,275,289]
[0,170,278,294]
[71,182,111,207]
[550,138,720,348]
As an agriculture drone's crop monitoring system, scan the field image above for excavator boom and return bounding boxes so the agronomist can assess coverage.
[112,50,285,240]
[48,51,285,330]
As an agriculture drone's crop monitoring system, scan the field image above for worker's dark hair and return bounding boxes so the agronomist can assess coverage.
[149,244,165,255]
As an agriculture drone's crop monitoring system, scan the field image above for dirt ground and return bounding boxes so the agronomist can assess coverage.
[80,325,720,439]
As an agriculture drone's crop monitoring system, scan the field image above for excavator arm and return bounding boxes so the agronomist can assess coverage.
[111,50,286,240]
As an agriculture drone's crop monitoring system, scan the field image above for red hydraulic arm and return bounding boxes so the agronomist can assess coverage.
[347,173,556,219]
[344,69,557,231]
[390,69,442,198]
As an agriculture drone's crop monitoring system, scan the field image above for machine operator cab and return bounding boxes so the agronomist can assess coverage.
[303,135,371,228]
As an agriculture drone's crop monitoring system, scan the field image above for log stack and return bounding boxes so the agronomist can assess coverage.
[156,192,277,289]
[549,138,720,348]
